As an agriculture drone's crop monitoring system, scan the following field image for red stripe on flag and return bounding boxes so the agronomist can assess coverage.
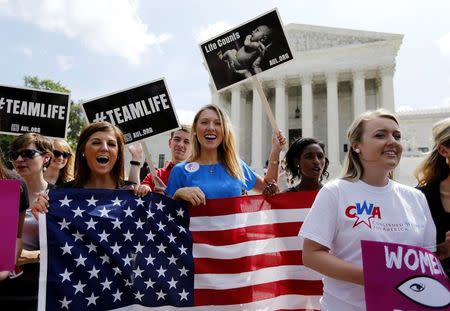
[192,222,302,246]
[188,191,318,217]
[194,250,303,273]
[194,279,323,306]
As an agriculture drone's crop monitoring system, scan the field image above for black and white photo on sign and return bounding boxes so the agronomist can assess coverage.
[0,85,70,138]
[200,9,293,92]
[81,79,180,144]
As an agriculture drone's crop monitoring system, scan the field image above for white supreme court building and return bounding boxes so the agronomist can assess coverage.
[210,23,403,176]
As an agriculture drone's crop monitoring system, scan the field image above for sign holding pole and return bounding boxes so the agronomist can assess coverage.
[200,9,293,132]
[0,85,70,138]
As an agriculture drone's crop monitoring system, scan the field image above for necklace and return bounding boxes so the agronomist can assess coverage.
[209,165,214,174]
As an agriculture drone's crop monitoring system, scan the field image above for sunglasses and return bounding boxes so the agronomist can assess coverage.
[53,150,71,159]
[9,149,43,161]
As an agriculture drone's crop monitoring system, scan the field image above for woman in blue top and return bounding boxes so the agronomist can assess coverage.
[165,104,286,205]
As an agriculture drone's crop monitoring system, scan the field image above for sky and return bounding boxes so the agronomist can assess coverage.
[1,0,449,124]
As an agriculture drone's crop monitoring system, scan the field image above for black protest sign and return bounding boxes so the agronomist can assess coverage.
[0,85,70,138]
[81,79,180,144]
[200,9,293,92]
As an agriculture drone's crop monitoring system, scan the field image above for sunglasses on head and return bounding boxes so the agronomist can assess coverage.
[9,149,43,161]
[53,150,71,159]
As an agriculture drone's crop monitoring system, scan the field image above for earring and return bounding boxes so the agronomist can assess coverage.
[43,166,47,172]
[354,148,360,154]
[82,153,85,157]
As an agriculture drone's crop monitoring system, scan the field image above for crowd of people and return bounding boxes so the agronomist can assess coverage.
[1,104,449,310]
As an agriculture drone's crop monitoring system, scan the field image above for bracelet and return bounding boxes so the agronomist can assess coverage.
[130,160,141,166]
[269,160,279,165]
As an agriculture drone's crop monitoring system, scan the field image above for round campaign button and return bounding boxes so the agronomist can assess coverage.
[185,162,199,173]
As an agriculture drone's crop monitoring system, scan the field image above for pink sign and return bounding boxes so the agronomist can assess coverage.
[0,179,20,272]
[362,240,450,310]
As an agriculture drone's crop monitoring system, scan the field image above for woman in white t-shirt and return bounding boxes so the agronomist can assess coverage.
[299,109,439,310]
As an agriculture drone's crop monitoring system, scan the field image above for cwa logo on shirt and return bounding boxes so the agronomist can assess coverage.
[345,201,381,229]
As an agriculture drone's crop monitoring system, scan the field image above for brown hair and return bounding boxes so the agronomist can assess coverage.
[9,133,53,168]
[72,122,125,187]
[170,124,191,139]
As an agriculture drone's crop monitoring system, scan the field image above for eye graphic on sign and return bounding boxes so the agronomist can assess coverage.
[396,276,450,308]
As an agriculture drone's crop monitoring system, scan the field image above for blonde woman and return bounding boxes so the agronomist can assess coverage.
[300,109,438,310]
[44,138,74,185]
[415,118,450,277]
[165,104,286,205]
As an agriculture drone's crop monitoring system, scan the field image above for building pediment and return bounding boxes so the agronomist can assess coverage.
[285,24,403,52]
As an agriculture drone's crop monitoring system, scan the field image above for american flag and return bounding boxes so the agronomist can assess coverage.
[39,189,322,310]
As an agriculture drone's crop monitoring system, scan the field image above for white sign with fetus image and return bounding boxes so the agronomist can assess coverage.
[200,9,293,91]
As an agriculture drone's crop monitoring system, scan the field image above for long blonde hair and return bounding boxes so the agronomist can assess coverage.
[188,104,244,181]
[342,109,399,181]
[51,138,74,183]
[415,118,450,186]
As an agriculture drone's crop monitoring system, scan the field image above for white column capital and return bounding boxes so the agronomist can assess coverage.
[300,74,313,85]
[379,64,395,77]
[275,78,286,88]
[352,69,365,80]
[325,71,338,82]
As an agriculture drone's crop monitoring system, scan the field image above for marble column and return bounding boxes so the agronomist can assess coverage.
[275,79,287,137]
[301,74,314,137]
[380,65,396,113]
[352,69,366,118]
[251,84,264,174]
[326,72,341,176]
[231,86,241,152]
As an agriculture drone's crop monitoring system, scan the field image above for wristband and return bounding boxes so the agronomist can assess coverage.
[130,160,141,166]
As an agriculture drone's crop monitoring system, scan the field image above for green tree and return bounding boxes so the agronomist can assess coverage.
[0,76,87,163]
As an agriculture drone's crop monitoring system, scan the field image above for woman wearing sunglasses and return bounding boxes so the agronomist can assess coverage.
[6,132,53,309]
[44,138,74,186]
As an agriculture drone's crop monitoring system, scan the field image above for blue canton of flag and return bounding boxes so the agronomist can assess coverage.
[38,188,193,310]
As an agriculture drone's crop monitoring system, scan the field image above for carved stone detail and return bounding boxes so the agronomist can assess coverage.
[286,30,383,52]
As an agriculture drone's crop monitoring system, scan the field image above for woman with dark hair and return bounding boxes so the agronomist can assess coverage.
[2,133,52,309]
[282,137,329,192]
[44,138,74,185]
[32,122,150,212]
[0,148,28,281]
[415,117,450,276]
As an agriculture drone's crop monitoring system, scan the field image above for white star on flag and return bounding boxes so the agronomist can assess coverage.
[59,195,72,207]
[60,268,72,282]
[85,218,98,230]
[135,197,144,206]
[155,200,165,211]
[73,280,86,294]
[112,289,122,302]
[99,206,110,217]
[86,293,99,306]
[111,196,122,206]
[58,218,70,230]
[60,242,73,255]
[123,206,134,217]
[86,195,98,206]
[59,296,71,309]
[72,206,84,218]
